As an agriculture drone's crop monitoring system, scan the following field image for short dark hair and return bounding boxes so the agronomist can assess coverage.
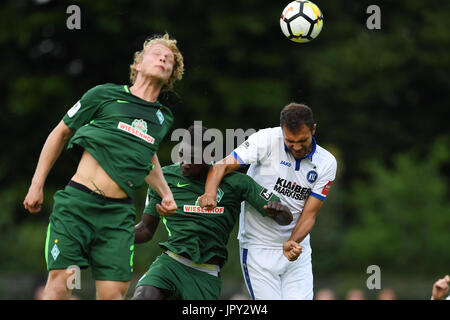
[182,124,214,164]
[280,103,314,132]
[185,124,213,150]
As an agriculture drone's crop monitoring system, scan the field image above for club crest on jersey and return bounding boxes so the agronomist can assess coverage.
[216,187,224,203]
[306,170,318,183]
[195,187,224,206]
[274,177,311,200]
[51,243,60,261]
[156,109,164,124]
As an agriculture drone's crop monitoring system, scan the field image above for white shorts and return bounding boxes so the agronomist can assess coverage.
[239,246,313,300]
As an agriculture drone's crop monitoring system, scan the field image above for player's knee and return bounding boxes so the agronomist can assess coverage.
[131,285,164,300]
[96,281,129,300]
[43,270,72,299]
[97,290,125,300]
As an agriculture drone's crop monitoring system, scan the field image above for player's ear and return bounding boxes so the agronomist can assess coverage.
[311,124,317,135]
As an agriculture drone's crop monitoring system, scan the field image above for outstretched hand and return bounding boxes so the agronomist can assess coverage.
[264,201,293,226]
[283,240,302,261]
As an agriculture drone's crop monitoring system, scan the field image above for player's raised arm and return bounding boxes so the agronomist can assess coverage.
[23,120,73,214]
[198,154,241,209]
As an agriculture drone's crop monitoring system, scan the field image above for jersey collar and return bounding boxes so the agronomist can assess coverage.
[123,84,164,108]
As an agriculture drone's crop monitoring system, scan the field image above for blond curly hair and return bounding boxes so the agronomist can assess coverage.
[129,33,184,92]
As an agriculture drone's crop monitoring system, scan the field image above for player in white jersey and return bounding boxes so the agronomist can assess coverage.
[199,103,337,300]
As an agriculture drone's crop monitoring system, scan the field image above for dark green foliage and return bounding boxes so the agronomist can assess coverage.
[0,0,448,298]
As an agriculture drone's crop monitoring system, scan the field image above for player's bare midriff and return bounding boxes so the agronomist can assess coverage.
[71,149,128,199]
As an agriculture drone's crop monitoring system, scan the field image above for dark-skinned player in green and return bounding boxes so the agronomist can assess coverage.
[132,125,294,300]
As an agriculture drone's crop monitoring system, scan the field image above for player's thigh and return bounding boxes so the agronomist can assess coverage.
[45,189,92,271]
[43,269,74,299]
[281,247,314,300]
[136,253,221,300]
[182,268,222,300]
[135,254,179,299]
[90,202,135,282]
[240,247,283,300]
[132,285,168,300]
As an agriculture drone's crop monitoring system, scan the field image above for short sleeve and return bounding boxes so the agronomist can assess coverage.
[62,85,105,131]
[310,157,337,201]
[225,173,280,217]
[143,187,161,218]
[232,128,273,166]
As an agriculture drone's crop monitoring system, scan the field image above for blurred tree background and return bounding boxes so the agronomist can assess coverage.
[0,0,448,299]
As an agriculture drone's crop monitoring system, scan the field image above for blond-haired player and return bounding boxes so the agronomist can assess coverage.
[24,33,183,300]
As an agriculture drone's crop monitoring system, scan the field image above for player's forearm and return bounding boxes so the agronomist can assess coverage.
[134,222,154,243]
[289,216,316,243]
[289,197,323,243]
[204,164,227,197]
[30,123,72,188]
[204,155,241,196]
[146,154,171,198]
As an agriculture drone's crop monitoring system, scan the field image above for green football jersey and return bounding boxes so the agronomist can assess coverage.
[63,83,174,197]
[143,163,281,267]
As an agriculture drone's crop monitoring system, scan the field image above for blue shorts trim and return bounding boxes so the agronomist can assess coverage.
[242,249,255,300]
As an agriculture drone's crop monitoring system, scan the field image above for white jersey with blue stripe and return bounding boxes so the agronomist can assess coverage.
[233,127,337,249]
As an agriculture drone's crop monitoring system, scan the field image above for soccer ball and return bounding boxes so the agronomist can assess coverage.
[280,1,324,43]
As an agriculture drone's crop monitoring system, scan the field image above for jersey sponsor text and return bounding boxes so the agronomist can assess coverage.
[183,205,224,214]
[273,177,311,200]
[117,121,155,144]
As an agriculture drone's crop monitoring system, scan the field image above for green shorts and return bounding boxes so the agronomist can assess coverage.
[136,252,222,300]
[45,181,136,281]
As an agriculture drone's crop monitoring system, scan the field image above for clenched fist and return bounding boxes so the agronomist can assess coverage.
[198,193,217,210]
[23,185,44,214]
[283,240,302,261]
[156,196,178,217]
